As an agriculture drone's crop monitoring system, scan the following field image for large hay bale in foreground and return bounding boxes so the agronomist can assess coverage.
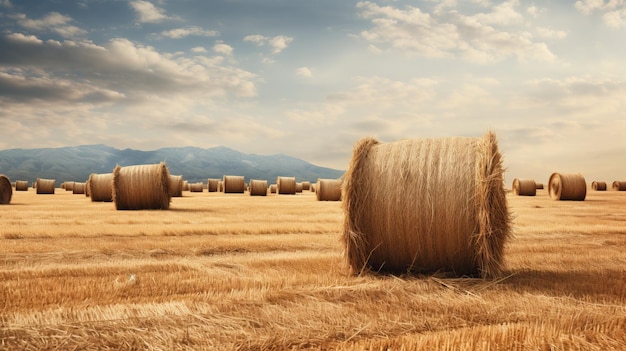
[612,181,626,191]
[592,181,607,191]
[113,163,171,210]
[342,132,511,278]
[223,175,245,193]
[512,178,536,196]
[249,179,268,196]
[36,178,56,194]
[207,178,220,192]
[72,182,86,195]
[88,173,113,202]
[169,175,183,197]
[0,174,12,204]
[277,176,296,195]
[316,178,342,201]
[548,173,586,201]
[15,180,29,191]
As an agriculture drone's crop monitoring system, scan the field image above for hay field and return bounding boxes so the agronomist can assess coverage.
[1,188,625,350]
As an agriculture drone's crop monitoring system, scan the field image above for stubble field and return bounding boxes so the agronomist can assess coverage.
[1,188,625,350]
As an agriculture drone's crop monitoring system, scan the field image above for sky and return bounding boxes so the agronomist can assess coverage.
[1,0,626,185]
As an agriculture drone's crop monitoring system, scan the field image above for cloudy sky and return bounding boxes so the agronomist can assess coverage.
[1,0,625,184]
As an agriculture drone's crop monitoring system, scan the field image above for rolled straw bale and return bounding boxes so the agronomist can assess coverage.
[548,173,586,201]
[316,178,342,201]
[592,181,607,191]
[0,174,12,204]
[249,179,268,196]
[182,180,189,191]
[612,181,626,191]
[112,163,171,210]
[189,182,204,192]
[311,184,316,193]
[218,181,224,192]
[269,184,277,194]
[302,181,311,191]
[535,183,544,190]
[296,182,303,193]
[85,179,90,197]
[168,175,183,197]
[64,181,75,191]
[15,180,29,191]
[72,182,86,195]
[36,178,56,194]
[512,178,536,196]
[208,178,220,192]
[88,173,113,202]
[277,176,296,195]
[223,175,245,193]
[342,131,511,278]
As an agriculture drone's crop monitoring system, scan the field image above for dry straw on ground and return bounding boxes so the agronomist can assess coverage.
[512,178,536,196]
[249,179,268,196]
[612,181,626,191]
[277,176,296,195]
[72,182,86,195]
[207,178,220,192]
[36,178,56,194]
[342,131,511,278]
[592,181,607,191]
[316,178,342,201]
[168,175,183,197]
[549,173,587,201]
[112,163,171,210]
[87,173,113,202]
[15,180,29,191]
[223,175,245,193]
[0,174,12,204]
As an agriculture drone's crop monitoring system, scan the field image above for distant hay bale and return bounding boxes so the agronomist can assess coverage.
[311,184,316,193]
[88,173,113,202]
[316,178,342,201]
[535,183,544,190]
[112,163,171,210]
[296,182,303,193]
[277,176,296,195]
[548,173,586,201]
[207,178,220,192]
[189,182,204,192]
[64,181,75,191]
[269,184,277,194]
[612,181,626,191]
[302,181,311,191]
[36,178,56,194]
[15,180,29,191]
[72,182,86,195]
[169,175,183,197]
[592,181,607,191]
[218,181,224,192]
[342,131,511,278]
[249,179,268,196]
[512,178,536,196]
[0,174,12,204]
[223,175,245,193]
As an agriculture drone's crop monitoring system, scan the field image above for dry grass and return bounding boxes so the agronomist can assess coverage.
[1,188,625,350]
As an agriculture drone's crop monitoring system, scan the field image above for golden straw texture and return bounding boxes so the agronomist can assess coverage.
[316,178,342,201]
[0,174,12,204]
[113,163,171,210]
[249,179,268,196]
[512,178,536,196]
[223,175,245,193]
[592,181,607,191]
[15,180,29,191]
[277,176,296,195]
[36,178,56,194]
[169,175,183,197]
[207,178,220,192]
[612,181,626,191]
[72,182,86,195]
[88,173,113,202]
[342,131,511,278]
[549,173,586,201]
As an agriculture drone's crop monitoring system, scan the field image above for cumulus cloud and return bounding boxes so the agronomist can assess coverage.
[191,46,207,53]
[213,41,233,55]
[296,67,312,78]
[575,0,626,28]
[159,26,218,39]
[130,0,169,23]
[243,34,293,54]
[13,12,87,38]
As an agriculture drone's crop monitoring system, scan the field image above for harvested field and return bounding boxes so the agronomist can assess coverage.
[1,188,625,350]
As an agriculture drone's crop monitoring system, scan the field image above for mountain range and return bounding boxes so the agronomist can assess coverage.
[0,145,345,184]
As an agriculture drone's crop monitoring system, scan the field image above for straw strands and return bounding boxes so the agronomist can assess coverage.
[36,178,56,194]
[15,180,29,191]
[592,181,607,191]
[223,175,245,193]
[87,173,113,202]
[113,163,171,210]
[316,178,342,201]
[548,173,587,201]
[512,178,536,196]
[612,181,626,191]
[208,178,220,192]
[0,174,12,204]
[169,175,183,197]
[249,179,268,196]
[277,176,296,195]
[72,182,86,195]
[342,131,511,278]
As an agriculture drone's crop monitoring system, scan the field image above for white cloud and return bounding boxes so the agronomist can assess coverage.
[160,26,218,39]
[213,41,233,55]
[603,8,626,28]
[243,34,293,54]
[13,12,87,38]
[191,46,207,53]
[296,67,312,78]
[129,0,168,23]
[575,0,626,28]
[535,27,568,39]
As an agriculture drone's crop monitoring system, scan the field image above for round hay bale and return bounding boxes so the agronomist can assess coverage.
[72,182,86,195]
[269,184,277,194]
[15,180,29,191]
[207,178,220,192]
[592,181,607,191]
[277,176,296,195]
[168,175,183,197]
[223,175,245,193]
[113,163,171,210]
[612,181,626,191]
[249,179,268,196]
[548,173,586,201]
[296,182,303,193]
[316,178,342,201]
[342,131,511,278]
[512,178,536,196]
[189,182,203,192]
[64,181,75,192]
[535,183,544,190]
[302,181,311,191]
[36,178,56,194]
[0,174,12,204]
[88,173,113,202]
